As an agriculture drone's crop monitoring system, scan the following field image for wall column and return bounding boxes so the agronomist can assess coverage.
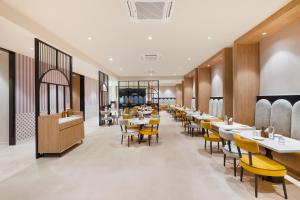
[198,67,211,113]
[233,43,260,125]
[183,77,193,108]
[175,84,183,105]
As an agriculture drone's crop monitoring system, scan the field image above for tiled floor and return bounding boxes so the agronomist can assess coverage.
[0,112,299,199]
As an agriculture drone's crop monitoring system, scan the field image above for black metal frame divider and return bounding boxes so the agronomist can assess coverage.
[118,80,160,112]
[34,38,73,158]
[99,71,109,126]
[0,47,16,145]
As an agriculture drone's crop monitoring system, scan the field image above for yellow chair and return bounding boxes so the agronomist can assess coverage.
[124,107,129,114]
[151,109,158,115]
[201,121,222,154]
[139,118,160,146]
[233,134,287,199]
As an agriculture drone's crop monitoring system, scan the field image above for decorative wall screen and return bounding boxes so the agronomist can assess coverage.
[34,39,72,158]
[118,80,159,109]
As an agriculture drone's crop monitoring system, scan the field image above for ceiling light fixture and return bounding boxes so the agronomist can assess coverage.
[108,57,113,61]
[87,36,92,40]
[207,36,212,40]
[262,32,267,36]
[207,64,210,67]
[120,67,123,71]
[148,36,153,40]
[187,57,191,61]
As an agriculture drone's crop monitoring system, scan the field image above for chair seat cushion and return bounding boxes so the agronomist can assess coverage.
[223,144,246,158]
[240,154,286,177]
[189,124,201,129]
[140,128,158,135]
[122,129,138,136]
[204,132,221,142]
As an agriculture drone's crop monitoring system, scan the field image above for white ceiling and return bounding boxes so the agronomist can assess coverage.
[1,0,290,77]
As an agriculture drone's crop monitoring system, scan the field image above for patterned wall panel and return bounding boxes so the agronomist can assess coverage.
[15,54,35,143]
[85,77,99,119]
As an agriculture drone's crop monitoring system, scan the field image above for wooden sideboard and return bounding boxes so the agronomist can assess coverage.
[38,111,84,155]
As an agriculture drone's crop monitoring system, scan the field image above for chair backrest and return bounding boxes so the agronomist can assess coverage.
[217,99,223,119]
[270,99,292,137]
[123,114,134,119]
[119,119,129,132]
[208,99,213,115]
[151,110,158,115]
[219,128,234,141]
[149,118,160,126]
[233,134,259,153]
[212,99,218,117]
[124,107,129,114]
[292,101,300,140]
[201,121,211,130]
[255,99,271,129]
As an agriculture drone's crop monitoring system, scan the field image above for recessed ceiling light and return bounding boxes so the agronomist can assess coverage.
[108,57,113,61]
[207,64,210,67]
[148,36,153,40]
[207,36,212,40]
[187,57,192,61]
[149,73,153,76]
[173,73,177,76]
[262,32,267,36]
[87,36,92,40]
[120,67,123,71]
[29,47,34,51]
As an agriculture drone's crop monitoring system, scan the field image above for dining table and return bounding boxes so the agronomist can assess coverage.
[127,117,151,142]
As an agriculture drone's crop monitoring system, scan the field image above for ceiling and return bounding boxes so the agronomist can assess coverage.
[1,0,290,78]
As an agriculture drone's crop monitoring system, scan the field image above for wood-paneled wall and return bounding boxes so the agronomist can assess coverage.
[233,43,260,125]
[223,48,233,117]
[72,74,81,111]
[183,77,193,108]
[198,67,211,113]
[175,84,183,105]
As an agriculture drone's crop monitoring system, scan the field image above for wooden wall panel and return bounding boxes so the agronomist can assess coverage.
[72,75,80,111]
[175,84,183,105]
[198,67,211,112]
[194,68,199,109]
[223,48,233,117]
[233,43,260,125]
[183,77,193,108]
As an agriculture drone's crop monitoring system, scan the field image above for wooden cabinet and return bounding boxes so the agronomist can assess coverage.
[38,111,84,154]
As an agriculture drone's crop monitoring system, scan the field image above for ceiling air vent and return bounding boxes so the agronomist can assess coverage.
[127,0,175,23]
[141,54,162,62]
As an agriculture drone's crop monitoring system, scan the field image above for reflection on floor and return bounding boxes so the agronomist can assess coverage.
[0,112,300,199]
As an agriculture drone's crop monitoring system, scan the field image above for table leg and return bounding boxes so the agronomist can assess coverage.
[264,148,282,183]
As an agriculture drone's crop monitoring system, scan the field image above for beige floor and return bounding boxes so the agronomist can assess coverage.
[0,112,300,200]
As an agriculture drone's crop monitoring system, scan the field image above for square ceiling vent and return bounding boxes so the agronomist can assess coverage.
[127,0,175,23]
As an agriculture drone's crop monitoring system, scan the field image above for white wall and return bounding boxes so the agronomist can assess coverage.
[260,21,300,95]
[211,62,223,97]
[159,86,176,98]
[0,50,9,144]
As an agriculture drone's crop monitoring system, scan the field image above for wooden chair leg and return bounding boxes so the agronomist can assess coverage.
[148,135,151,146]
[223,154,226,166]
[210,142,212,154]
[204,140,207,149]
[128,136,130,147]
[192,128,194,137]
[121,135,123,144]
[156,134,158,143]
[218,142,220,150]
[240,167,244,182]
[255,175,258,198]
[233,158,237,177]
[282,177,288,199]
